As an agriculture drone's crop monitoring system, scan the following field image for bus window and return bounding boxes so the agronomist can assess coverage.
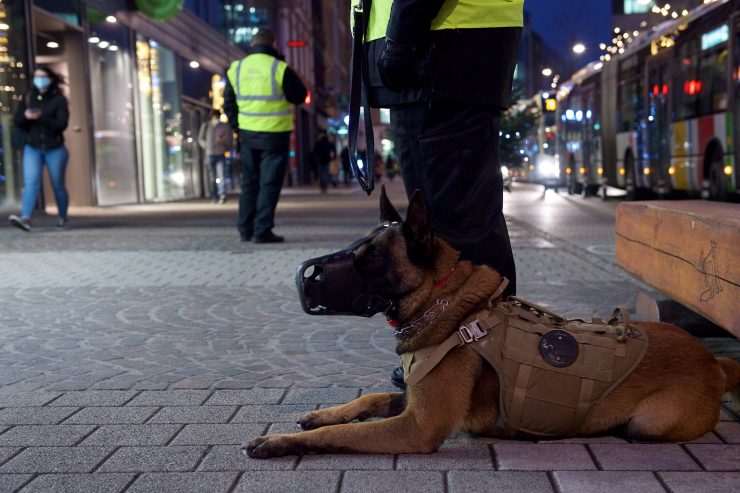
[618,79,642,132]
[699,43,729,114]
[675,40,700,120]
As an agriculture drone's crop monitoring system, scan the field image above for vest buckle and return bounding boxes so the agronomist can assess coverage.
[459,319,487,343]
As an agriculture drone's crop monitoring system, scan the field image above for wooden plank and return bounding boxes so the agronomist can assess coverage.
[615,201,740,337]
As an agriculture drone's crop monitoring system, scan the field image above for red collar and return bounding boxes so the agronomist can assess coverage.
[433,257,460,289]
[387,258,459,330]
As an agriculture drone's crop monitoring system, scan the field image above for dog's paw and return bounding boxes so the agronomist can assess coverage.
[243,435,292,458]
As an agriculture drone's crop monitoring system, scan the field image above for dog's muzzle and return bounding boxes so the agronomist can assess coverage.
[296,226,394,317]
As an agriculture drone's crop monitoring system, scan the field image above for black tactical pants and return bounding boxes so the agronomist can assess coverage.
[390,100,516,297]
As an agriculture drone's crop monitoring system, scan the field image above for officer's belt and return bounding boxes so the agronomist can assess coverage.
[400,297,649,437]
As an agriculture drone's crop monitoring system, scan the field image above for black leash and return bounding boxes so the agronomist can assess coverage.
[348,0,375,195]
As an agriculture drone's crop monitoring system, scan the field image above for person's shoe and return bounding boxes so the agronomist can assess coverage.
[253,231,284,244]
[56,217,68,229]
[390,366,406,390]
[9,214,31,232]
[219,196,227,204]
[240,234,252,242]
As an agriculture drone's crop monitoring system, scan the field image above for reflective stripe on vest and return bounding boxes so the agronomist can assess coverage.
[227,53,293,132]
[357,0,524,43]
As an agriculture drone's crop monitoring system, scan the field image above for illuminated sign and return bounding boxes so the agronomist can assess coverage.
[701,24,728,51]
[288,40,307,48]
[544,98,557,112]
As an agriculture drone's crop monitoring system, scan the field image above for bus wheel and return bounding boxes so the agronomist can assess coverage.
[708,160,728,201]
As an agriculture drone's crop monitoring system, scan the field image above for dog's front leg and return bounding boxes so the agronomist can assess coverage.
[298,392,406,430]
[246,408,451,458]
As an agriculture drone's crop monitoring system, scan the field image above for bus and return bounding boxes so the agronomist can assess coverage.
[514,92,563,187]
[556,0,740,201]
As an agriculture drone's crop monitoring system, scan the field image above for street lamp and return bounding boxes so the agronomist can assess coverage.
[572,43,586,55]
[541,68,552,77]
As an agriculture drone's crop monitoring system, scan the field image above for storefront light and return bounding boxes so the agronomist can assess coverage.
[0,23,9,30]
[108,45,118,52]
[88,36,100,44]
[46,41,59,49]
[189,60,200,68]
[106,15,117,23]
[98,41,110,49]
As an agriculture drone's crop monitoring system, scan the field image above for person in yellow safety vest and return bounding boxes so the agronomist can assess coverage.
[224,29,307,244]
[352,0,524,389]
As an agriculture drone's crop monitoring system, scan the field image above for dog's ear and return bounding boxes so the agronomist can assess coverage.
[403,190,435,266]
[379,184,402,224]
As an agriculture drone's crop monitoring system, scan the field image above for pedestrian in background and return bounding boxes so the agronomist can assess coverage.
[198,109,233,204]
[340,144,352,186]
[224,29,307,243]
[9,67,70,232]
[312,132,336,193]
[352,0,523,389]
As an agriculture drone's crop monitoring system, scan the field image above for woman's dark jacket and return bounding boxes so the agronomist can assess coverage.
[13,88,70,150]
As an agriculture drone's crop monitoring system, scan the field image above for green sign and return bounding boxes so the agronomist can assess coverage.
[135,0,184,21]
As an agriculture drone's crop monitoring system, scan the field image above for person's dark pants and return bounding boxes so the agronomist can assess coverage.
[318,162,330,191]
[237,138,289,240]
[390,100,516,297]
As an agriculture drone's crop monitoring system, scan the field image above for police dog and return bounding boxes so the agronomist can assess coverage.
[245,188,740,458]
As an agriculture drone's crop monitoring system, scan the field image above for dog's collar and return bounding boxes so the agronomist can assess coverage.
[390,299,449,340]
[433,257,461,289]
[388,277,510,341]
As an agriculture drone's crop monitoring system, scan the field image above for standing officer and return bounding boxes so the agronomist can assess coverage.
[350,0,523,388]
[224,29,307,243]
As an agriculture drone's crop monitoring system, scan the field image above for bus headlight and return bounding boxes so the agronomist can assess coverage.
[538,156,560,178]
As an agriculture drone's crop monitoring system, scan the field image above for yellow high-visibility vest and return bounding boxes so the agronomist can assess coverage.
[357,0,524,43]
[227,53,293,132]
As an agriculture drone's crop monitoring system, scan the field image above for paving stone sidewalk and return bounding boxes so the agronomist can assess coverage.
[0,181,738,492]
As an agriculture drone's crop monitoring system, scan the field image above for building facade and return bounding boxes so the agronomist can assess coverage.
[0,0,247,210]
[0,0,351,211]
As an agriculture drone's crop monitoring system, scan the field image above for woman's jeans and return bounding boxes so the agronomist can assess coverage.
[208,155,226,200]
[21,145,69,220]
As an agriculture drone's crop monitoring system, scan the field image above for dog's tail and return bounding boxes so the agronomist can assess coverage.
[718,357,740,392]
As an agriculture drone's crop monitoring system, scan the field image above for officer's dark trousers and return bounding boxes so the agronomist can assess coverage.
[390,100,516,297]
[237,135,289,239]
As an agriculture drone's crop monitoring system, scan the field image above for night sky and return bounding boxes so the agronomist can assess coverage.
[524,0,613,64]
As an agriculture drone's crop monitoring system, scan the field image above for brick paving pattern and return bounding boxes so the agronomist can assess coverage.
[0,181,738,492]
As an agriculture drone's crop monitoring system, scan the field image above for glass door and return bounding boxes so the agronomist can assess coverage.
[647,57,671,195]
[88,7,138,205]
[135,35,185,201]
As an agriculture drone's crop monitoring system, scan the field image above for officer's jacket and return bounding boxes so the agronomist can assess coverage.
[401,298,649,437]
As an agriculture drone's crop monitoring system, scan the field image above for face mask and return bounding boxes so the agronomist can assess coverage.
[33,76,51,92]
[211,118,219,124]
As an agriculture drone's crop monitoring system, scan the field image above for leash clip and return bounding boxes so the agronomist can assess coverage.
[459,319,487,343]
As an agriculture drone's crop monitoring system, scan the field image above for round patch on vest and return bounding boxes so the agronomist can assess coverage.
[539,330,579,368]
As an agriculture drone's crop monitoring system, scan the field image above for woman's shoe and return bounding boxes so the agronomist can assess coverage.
[56,217,67,229]
[9,215,32,232]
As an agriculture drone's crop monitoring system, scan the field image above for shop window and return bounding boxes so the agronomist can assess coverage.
[698,46,728,115]
[0,0,30,207]
[34,0,81,26]
[88,7,138,205]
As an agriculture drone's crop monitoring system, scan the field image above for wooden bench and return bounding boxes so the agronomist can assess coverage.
[615,201,740,337]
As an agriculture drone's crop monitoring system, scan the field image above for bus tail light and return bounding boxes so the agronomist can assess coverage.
[565,167,572,175]
[579,166,586,175]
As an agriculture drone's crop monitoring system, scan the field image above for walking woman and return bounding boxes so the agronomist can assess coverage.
[9,67,70,231]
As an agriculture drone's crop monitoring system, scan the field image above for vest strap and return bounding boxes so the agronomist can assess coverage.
[506,364,532,433]
[402,331,464,386]
[574,378,595,428]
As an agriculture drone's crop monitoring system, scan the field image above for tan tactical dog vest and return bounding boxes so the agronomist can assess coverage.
[400,297,649,437]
